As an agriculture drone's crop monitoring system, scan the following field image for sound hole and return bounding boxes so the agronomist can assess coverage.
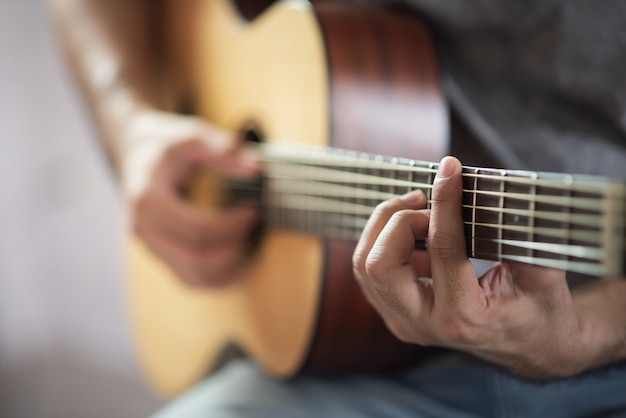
[241,124,264,144]
[238,123,265,257]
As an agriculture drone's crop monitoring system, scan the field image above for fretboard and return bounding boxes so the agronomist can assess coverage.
[260,143,626,277]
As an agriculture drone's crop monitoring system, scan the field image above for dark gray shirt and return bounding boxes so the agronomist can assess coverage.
[356,0,626,179]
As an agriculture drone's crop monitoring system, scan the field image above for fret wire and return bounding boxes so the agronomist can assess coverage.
[565,175,574,262]
[600,183,626,274]
[408,160,416,195]
[470,168,478,258]
[356,155,367,224]
[529,172,538,260]
[389,157,398,197]
[498,170,506,260]
[308,159,316,238]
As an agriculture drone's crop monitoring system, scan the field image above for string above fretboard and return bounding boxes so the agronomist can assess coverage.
[257,143,626,277]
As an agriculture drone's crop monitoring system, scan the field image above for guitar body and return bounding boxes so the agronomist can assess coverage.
[128,0,447,396]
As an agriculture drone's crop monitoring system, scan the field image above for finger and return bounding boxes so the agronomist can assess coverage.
[144,142,261,246]
[135,216,248,287]
[364,210,433,319]
[353,190,426,282]
[367,209,430,283]
[428,157,480,302]
[159,140,261,190]
[136,192,259,248]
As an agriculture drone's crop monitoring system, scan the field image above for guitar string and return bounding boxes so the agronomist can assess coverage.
[264,179,622,272]
[265,183,615,274]
[265,162,626,211]
[268,209,608,275]
[264,177,617,255]
[264,175,620,231]
[263,161,623,248]
[255,144,624,275]
[265,176,620,228]
[260,144,626,197]
[267,191,605,246]
[268,206,604,255]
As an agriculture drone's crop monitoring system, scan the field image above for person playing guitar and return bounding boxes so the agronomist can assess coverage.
[50,0,626,416]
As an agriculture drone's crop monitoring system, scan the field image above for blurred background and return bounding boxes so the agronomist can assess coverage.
[0,0,163,416]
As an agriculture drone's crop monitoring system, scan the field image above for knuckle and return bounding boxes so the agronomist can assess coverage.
[391,209,412,225]
[432,176,458,203]
[352,251,366,280]
[372,197,403,220]
[437,315,481,346]
[363,252,385,280]
[371,200,393,219]
[427,232,460,261]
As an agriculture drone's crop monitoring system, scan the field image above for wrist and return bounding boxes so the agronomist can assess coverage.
[571,280,626,374]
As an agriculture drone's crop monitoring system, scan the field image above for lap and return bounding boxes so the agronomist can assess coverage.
[153,357,626,418]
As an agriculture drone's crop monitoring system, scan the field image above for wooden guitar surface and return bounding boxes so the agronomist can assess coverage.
[127,0,447,397]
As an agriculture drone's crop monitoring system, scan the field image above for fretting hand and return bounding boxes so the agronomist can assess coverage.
[353,156,594,379]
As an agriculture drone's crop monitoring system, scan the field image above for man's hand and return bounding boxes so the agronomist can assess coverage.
[126,110,260,287]
[353,156,595,379]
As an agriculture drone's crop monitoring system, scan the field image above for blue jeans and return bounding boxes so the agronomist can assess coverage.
[153,357,626,417]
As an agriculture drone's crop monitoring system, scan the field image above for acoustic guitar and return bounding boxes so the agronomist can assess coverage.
[127,0,626,397]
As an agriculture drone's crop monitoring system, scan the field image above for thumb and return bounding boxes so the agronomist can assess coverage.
[429,157,478,299]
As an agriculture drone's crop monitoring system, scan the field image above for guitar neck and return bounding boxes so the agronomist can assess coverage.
[260,143,626,277]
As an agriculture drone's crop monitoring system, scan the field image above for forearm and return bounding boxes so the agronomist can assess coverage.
[49,0,161,170]
[573,279,626,372]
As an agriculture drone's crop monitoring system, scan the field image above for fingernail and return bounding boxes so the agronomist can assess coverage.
[437,156,457,178]
[400,190,425,204]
